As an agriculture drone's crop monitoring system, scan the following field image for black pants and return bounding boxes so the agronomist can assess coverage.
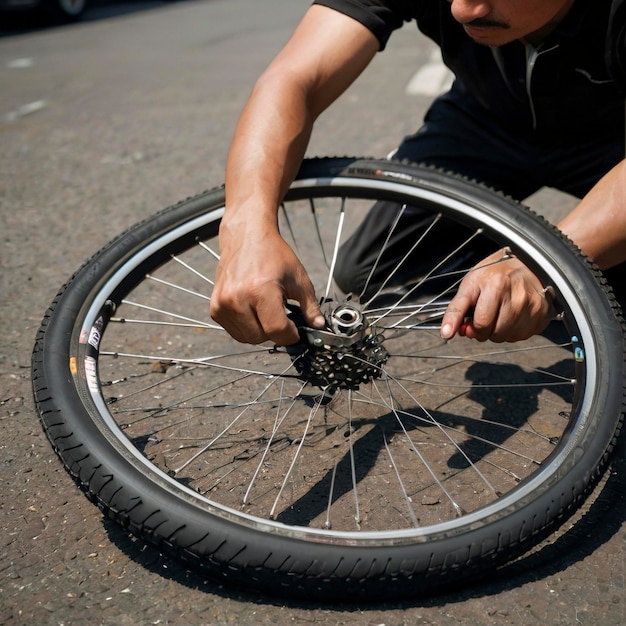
[334,92,625,306]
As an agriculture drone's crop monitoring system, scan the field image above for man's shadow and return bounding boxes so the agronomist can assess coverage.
[277,354,575,526]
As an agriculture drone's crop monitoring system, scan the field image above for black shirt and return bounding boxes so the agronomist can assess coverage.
[313,0,626,139]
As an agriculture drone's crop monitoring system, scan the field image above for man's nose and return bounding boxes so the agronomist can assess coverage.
[448,0,492,24]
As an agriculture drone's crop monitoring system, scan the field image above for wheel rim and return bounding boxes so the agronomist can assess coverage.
[72,176,603,543]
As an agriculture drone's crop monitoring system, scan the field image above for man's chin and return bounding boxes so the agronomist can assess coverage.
[463,25,514,46]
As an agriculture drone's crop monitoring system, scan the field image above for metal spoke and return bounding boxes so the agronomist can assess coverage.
[323,196,347,303]
[310,198,330,269]
[119,299,216,328]
[171,253,215,285]
[269,392,325,520]
[243,380,299,505]
[145,274,211,301]
[374,378,466,518]
[346,391,361,528]
[174,361,304,474]
[382,432,420,528]
[359,204,411,299]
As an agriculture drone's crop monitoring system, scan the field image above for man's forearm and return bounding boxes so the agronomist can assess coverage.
[222,5,379,232]
[558,159,626,269]
[224,70,314,230]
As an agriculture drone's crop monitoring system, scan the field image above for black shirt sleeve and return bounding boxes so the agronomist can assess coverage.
[312,0,416,50]
[608,0,626,91]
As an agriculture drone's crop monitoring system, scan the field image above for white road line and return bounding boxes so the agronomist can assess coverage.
[5,100,47,122]
[405,50,454,97]
[7,58,34,69]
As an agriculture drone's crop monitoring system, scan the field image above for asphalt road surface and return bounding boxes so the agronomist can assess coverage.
[1,1,625,624]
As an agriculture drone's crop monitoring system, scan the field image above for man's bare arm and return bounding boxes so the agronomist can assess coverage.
[558,159,626,269]
[211,5,379,345]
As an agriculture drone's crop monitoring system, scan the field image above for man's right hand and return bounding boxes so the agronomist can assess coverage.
[210,225,325,346]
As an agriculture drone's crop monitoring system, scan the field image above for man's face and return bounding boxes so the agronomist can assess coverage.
[448,0,576,46]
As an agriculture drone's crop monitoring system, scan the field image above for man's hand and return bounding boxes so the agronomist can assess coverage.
[210,227,325,346]
[440,249,555,342]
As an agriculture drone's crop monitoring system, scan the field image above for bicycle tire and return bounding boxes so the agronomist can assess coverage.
[32,157,625,601]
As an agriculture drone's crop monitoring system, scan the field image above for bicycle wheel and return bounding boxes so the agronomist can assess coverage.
[32,157,624,601]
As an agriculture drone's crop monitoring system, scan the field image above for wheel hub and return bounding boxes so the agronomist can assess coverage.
[286,303,388,391]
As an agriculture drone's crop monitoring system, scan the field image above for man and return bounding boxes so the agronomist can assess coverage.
[210,0,626,345]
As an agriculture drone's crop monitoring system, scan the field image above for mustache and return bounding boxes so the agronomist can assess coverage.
[466,18,510,28]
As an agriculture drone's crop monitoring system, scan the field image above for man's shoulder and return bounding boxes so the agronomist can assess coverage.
[312,0,425,49]
[312,0,425,25]
[312,0,445,48]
